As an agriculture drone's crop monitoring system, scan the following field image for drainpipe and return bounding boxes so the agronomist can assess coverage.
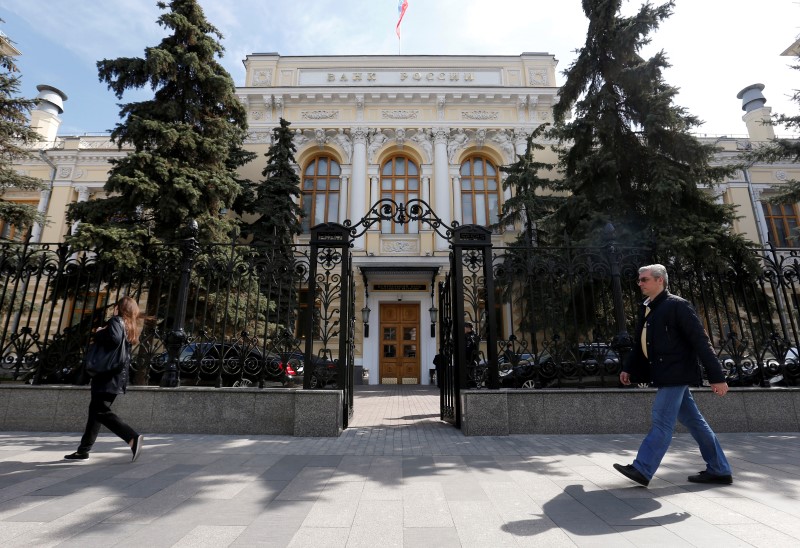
[30,150,57,243]
[744,167,769,246]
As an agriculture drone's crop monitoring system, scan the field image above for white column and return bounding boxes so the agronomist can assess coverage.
[433,128,451,250]
[452,176,463,224]
[70,185,90,235]
[422,176,430,206]
[30,189,51,242]
[338,175,349,223]
[351,127,368,248]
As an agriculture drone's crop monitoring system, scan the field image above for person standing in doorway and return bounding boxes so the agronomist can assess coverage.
[614,264,732,487]
[65,296,144,462]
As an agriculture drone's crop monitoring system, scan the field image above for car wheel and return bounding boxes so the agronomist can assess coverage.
[309,375,319,389]
[232,378,253,388]
[521,379,536,388]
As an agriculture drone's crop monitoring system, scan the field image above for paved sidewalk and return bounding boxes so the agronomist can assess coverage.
[1,385,799,547]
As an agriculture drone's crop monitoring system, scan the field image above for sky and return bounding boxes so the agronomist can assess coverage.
[1,0,798,137]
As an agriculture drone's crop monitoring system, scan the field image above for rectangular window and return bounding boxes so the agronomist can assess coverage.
[763,203,800,247]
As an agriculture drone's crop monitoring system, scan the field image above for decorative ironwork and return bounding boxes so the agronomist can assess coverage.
[344,198,457,241]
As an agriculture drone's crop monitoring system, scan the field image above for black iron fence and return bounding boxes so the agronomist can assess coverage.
[485,235,800,389]
[3,226,800,391]
[0,232,350,389]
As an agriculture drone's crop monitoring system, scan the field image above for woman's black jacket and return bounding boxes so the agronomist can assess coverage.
[89,316,131,395]
[623,290,726,387]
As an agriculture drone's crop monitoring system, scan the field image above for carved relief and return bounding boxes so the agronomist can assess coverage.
[395,128,406,147]
[314,128,328,147]
[74,169,85,179]
[250,110,264,120]
[355,95,365,122]
[246,132,272,144]
[302,110,339,120]
[447,130,468,163]
[462,111,499,120]
[352,126,368,145]
[333,129,352,163]
[368,129,388,162]
[492,130,514,162]
[381,238,420,254]
[433,127,449,145]
[292,129,310,149]
[253,70,272,86]
[528,69,548,86]
[776,170,788,181]
[410,130,433,163]
[382,110,419,120]
[58,167,72,179]
[262,95,274,122]
[475,129,486,148]
[274,95,284,118]
[437,95,446,120]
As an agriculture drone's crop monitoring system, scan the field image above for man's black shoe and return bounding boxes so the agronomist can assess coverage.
[613,463,649,487]
[131,435,143,462]
[688,471,733,485]
[64,452,89,460]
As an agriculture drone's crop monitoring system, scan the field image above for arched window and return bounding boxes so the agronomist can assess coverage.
[460,156,501,227]
[380,155,420,234]
[301,156,341,232]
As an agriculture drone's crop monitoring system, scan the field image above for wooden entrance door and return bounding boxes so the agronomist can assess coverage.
[379,303,420,384]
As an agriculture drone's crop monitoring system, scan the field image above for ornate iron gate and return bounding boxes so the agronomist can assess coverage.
[316,198,499,429]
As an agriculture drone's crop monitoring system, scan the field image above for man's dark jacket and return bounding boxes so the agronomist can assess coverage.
[623,290,726,387]
[89,316,131,395]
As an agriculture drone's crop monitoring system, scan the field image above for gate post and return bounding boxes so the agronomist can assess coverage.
[307,223,354,426]
[452,225,499,405]
[161,220,200,388]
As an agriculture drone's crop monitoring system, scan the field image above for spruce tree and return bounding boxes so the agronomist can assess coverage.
[551,0,750,262]
[245,118,304,246]
[0,24,48,239]
[495,124,560,244]
[66,0,254,253]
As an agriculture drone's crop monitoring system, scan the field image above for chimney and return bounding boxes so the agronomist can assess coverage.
[736,83,774,142]
[30,84,68,144]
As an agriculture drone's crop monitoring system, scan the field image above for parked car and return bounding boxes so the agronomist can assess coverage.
[498,352,538,388]
[275,351,338,388]
[151,342,291,387]
[498,343,621,388]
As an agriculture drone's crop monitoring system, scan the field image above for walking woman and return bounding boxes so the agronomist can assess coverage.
[65,296,144,462]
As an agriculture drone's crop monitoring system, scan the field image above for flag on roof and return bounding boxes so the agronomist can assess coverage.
[396,0,409,39]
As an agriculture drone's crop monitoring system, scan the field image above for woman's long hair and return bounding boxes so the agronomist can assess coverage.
[116,296,141,345]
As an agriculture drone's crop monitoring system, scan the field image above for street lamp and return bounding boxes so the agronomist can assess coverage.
[362,304,371,338]
[429,305,438,337]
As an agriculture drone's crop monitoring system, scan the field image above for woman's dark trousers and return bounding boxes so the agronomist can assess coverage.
[78,393,137,453]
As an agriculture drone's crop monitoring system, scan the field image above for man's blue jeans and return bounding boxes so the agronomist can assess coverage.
[632,385,731,480]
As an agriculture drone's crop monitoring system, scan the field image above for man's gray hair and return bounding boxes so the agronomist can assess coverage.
[639,264,668,288]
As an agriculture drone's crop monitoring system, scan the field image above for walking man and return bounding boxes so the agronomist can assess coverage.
[614,264,733,487]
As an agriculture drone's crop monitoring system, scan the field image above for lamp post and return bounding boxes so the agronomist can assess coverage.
[429,305,438,338]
